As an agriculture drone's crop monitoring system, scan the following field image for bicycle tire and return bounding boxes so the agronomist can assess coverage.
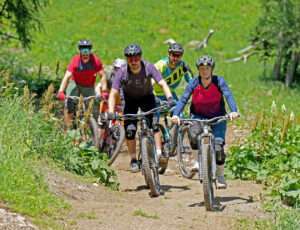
[177,126,196,179]
[141,136,160,197]
[200,141,214,211]
[107,124,125,166]
[89,117,100,148]
[158,124,169,174]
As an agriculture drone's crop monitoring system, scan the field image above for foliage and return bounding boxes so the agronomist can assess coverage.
[0,49,60,98]
[252,0,300,86]
[227,102,300,207]
[29,85,119,189]
[0,95,68,228]
[22,0,300,115]
[0,0,49,47]
[235,204,300,230]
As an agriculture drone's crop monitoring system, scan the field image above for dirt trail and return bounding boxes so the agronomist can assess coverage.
[48,125,267,230]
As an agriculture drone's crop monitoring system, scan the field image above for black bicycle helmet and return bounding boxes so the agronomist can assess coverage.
[124,44,142,57]
[196,55,215,68]
[168,43,184,54]
[78,39,92,49]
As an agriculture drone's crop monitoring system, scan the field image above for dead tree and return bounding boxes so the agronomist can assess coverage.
[285,51,300,87]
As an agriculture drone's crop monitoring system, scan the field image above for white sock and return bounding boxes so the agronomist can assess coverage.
[156,149,162,158]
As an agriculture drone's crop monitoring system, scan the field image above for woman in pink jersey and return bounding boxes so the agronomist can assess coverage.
[171,55,239,188]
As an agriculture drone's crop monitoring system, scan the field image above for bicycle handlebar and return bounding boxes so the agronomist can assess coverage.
[66,95,96,101]
[179,115,230,126]
[102,104,170,121]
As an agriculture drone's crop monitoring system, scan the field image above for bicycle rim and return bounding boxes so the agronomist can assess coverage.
[200,142,214,211]
[177,126,196,179]
[141,137,160,197]
[107,125,125,166]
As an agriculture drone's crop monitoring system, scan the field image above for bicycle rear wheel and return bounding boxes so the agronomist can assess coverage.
[177,126,196,179]
[200,140,214,211]
[141,136,160,197]
[107,124,125,166]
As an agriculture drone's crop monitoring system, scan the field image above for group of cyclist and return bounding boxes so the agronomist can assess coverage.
[56,39,239,189]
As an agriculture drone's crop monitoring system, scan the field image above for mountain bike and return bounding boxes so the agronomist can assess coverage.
[66,95,100,148]
[98,99,125,166]
[103,104,169,197]
[153,101,177,174]
[155,100,196,177]
[178,115,229,211]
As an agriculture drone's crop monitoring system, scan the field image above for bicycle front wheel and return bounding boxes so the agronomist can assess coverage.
[141,136,160,197]
[107,124,125,166]
[200,141,214,211]
[158,124,169,174]
[177,126,196,179]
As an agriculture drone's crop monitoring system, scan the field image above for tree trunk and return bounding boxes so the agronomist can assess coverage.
[273,51,283,81]
[285,51,300,87]
[273,32,285,81]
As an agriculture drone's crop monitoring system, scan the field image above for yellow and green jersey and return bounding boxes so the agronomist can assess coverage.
[154,57,193,98]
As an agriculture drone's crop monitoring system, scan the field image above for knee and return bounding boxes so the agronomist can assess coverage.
[125,124,137,140]
[65,99,76,114]
[153,123,160,133]
[215,137,226,165]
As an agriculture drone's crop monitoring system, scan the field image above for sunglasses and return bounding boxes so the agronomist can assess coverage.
[127,55,141,63]
[80,48,91,55]
[170,52,182,58]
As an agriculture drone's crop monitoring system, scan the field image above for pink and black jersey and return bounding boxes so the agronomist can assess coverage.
[67,54,103,87]
[173,75,238,118]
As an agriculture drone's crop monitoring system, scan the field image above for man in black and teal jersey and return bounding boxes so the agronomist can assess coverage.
[153,43,193,101]
[153,43,193,160]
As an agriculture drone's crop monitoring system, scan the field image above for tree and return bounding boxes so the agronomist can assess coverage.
[0,0,48,48]
[252,0,300,87]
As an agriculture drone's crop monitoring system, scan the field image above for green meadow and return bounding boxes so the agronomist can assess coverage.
[1,0,299,228]
[28,0,300,114]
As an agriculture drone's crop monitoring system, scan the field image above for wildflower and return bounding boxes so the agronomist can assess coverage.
[289,112,295,121]
[271,100,277,113]
[281,104,286,113]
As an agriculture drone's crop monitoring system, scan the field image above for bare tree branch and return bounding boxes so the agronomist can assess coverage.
[185,29,215,50]
[163,38,176,45]
[237,44,256,54]
[225,51,256,63]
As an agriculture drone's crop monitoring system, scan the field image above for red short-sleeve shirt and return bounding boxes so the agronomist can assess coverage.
[67,54,103,87]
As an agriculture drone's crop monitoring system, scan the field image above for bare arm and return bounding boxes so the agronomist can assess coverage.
[108,88,119,113]
[98,69,108,91]
[58,70,72,92]
[95,82,101,95]
[157,79,172,98]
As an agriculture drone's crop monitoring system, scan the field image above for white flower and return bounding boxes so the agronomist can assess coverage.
[281,104,286,113]
[290,112,295,121]
[271,100,277,113]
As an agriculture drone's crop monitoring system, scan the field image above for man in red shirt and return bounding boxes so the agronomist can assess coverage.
[56,40,107,129]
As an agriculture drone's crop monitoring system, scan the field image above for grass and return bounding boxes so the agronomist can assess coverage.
[133,208,159,219]
[235,205,300,230]
[24,0,300,115]
[0,96,69,228]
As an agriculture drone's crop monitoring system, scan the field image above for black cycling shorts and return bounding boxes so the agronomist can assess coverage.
[123,94,156,139]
